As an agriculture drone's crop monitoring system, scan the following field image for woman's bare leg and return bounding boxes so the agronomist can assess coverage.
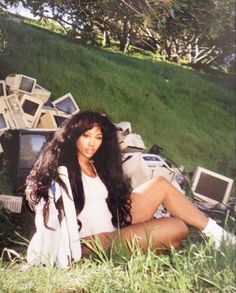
[81,176,209,257]
[81,217,188,256]
[130,176,208,229]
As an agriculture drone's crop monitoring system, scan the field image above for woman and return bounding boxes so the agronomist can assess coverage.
[26,110,235,267]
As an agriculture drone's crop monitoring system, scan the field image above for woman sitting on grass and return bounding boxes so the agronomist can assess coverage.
[25,110,235,267]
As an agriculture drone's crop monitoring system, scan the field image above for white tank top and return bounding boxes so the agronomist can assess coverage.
[78,172,115,238]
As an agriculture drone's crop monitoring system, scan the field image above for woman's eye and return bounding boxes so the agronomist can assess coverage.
[83,134,89,138]
[97,137,103,141]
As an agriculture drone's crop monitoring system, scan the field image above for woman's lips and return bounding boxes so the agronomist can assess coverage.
[85,148,95,155]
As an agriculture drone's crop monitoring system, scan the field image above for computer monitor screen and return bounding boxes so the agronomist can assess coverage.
[19,133,49,169]
[22,99,39,116]
[19,76,35,93]
[0,129,55,192]
[55,97,77,113]
[52,93,79,115]
[0,113,8,130]
[53,115,67,127]
[191,167,233,205]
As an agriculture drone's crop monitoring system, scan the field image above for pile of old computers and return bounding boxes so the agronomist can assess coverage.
[0,74,80,211]
[0,74,234,217]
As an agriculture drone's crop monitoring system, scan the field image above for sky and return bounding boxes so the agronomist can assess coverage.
[7,3,36,19]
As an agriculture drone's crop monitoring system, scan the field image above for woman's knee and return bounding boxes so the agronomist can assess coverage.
[173,218,189,240]
[153,175,172,192]
[159,217,188,247]
[154,175,169,185]
[146,217,188,249]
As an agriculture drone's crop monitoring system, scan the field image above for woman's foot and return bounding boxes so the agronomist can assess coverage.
[202,218,236,249]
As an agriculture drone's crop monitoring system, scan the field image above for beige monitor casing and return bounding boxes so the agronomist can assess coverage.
[33,84,51,103]
[52,93,80,115]
[0,80,7,97]
[122,152,150,189]
[5,74,37,94]
[191,166,233,205]
[35,106,70,129]
[0,94,28,128]
[20,94,44,128]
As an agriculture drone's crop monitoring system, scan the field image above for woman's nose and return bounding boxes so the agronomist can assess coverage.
[88,138,95,146]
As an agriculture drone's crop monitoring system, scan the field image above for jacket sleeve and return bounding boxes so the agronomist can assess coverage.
[27,166,81,267]
[26,196,63,267]
[57,166,82,262]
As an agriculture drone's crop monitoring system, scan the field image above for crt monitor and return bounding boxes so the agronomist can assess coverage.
[20,94,44,127]
[0,128,55,192]
[191,166,234,205]
[52,93,80,115]
[5,74,37,94]
[37,111,69,128]
[19,76,36,93]
[35,106,70,128]
[33,83,51,103]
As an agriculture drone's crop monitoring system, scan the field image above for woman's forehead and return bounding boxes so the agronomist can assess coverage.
[85,124,103,135]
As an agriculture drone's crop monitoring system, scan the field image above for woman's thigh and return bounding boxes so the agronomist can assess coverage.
[130,176,167,223]
[81,217,188,256]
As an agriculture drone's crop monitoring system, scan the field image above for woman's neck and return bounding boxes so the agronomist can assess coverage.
[78,157,90,167]
[78,155,96,177]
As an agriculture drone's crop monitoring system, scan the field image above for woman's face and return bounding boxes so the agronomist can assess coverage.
[76,124,103,161]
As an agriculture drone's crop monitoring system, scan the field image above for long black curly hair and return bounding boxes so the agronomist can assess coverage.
[26,110,132,229]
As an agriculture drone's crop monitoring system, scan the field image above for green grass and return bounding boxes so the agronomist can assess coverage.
[0,230,235,293]
[0,202,235,292]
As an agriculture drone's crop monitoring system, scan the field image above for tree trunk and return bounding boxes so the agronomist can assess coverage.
[102,30,111,47]
[165,40,173,60]
[119,20,131,53]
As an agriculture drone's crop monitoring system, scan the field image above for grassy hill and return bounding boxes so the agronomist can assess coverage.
[0,16,235,183]
[0,15,235,293]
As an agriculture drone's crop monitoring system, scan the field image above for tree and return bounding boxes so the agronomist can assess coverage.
[0,1,9,55]
[1,0,235,70]
[141,0,235,69]
[0,0,177,51]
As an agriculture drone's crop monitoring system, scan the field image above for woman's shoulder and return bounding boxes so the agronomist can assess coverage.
[58,166,69,177]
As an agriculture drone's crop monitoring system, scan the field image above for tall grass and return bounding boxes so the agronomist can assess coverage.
[0,235,235,293]
[0,16,235,180]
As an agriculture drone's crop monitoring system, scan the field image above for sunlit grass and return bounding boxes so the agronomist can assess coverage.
[0,232,235,293]
[0,206,235,293]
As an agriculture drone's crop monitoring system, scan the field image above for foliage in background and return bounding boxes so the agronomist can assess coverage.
[0,0,235,71]
[143,0,235,71]
[0,6,8,54]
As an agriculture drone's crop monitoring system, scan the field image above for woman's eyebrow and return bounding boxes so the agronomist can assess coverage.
[84,130,103,136]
